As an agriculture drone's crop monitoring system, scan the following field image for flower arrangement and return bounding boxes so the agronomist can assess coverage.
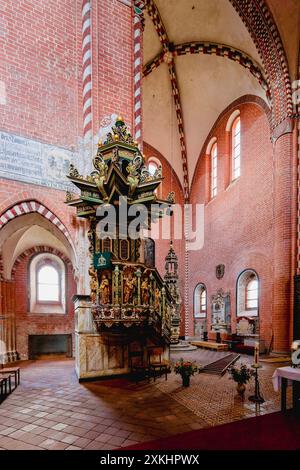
[228,363,254,385]
[174,358,198,377]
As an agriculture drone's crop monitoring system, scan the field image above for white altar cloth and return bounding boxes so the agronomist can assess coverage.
[272,366,300,392]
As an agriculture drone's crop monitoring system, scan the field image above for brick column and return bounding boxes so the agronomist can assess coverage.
[272,133,293,352]
[81,0,93,159]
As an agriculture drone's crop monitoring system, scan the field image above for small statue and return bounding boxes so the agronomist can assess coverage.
[123,273,136,304]
[112,147,119,163]
[103,117,134,145]
[69,163,80,178]
[140,166,152,183]
[99,274,110,304]
[141,277,150,305]
[166,191,175,204]
[154,165,162,179]
[66,190,73,202]
[154,287,161,309]
[126,161,140,197]
[93,172,109,201]
[89,266,98,304]
[92,157,108,201]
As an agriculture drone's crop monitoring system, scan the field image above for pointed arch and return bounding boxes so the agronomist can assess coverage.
[0,200,74,251]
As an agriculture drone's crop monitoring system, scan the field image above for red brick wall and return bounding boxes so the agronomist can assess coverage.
[0,0,135,238]
[189,102,292,350]
[93,0,134,133]
[14,252,76,360]
[0,0,83,148]
[0,0,82,251]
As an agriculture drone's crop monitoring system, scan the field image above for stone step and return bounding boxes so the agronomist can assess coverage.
[170,340,198,352]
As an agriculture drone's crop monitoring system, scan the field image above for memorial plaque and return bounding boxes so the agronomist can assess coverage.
[0,130,80,190]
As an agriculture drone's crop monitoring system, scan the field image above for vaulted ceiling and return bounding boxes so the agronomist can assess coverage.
[142,0,300,196]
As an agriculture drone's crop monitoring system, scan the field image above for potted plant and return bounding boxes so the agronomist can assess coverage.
[228,363,254,397]
[174,358,198,387]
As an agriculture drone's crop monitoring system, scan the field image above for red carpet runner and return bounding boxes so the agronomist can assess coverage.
[122,412,300,450]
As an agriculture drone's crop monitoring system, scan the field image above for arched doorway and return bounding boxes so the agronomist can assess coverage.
[0,202,77,363]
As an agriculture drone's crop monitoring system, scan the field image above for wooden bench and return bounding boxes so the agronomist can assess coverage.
[0,375,12,400]
[128,350,151,384]
[0,367,20,389]
[147,347,170,382]
[190,341,228,351]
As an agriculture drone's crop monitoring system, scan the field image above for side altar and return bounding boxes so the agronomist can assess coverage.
[66,117,176,380]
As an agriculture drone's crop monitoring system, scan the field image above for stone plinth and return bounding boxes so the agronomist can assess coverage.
[74,294,130,380]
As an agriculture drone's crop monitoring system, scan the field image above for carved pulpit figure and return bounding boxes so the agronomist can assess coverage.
[126,161,139,197]
[141,278,149,305]
[99,274,110,304]
[92,156,108,201]
[124,274,135,304]
[89,266,98,304]
[155,287,161,308]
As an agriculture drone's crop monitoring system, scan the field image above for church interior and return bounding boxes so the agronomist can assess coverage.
[0,0,300,453]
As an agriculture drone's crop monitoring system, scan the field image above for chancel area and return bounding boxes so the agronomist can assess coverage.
[0,0,300,452]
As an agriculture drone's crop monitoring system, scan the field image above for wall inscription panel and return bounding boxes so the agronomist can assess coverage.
[0,131,80,190]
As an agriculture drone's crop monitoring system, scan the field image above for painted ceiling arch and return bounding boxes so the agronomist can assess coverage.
[141,0,299,198]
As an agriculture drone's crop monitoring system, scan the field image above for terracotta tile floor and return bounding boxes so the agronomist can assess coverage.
[159,352,292,427]
[0,353,292,450]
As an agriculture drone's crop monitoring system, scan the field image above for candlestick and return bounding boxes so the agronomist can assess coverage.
[254,341,259,366]
[249,364,265,404]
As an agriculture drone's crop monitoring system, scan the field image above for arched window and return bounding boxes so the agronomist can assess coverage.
[119,239,130,261]
[246,278,258,310]
[194,283,207,318]
[29,253,66,314]
[148,161,158,176]
[147,157,161,177]
[102,237,112,252]
[232,116,241,180]
[237,270,259,317]
[37,265,60,302]
[147,157,162,197]
[211,142,218,198]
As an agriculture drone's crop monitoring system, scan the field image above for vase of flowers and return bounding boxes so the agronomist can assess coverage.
[174,359,198,387]
[228,363,254,397]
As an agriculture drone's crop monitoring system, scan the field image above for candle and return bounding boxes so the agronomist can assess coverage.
[254,341,259,366]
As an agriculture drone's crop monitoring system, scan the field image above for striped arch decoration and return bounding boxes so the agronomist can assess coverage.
[229,0,293,130]
[143,52,164,77]
[11,246,72,281]
[168,63,189,201]
[144,0,190,201]
[81,0,93,144]
[144,0,168,51]
[133,1,145,146]
[143,42,270,101]
[0,200,74,248]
